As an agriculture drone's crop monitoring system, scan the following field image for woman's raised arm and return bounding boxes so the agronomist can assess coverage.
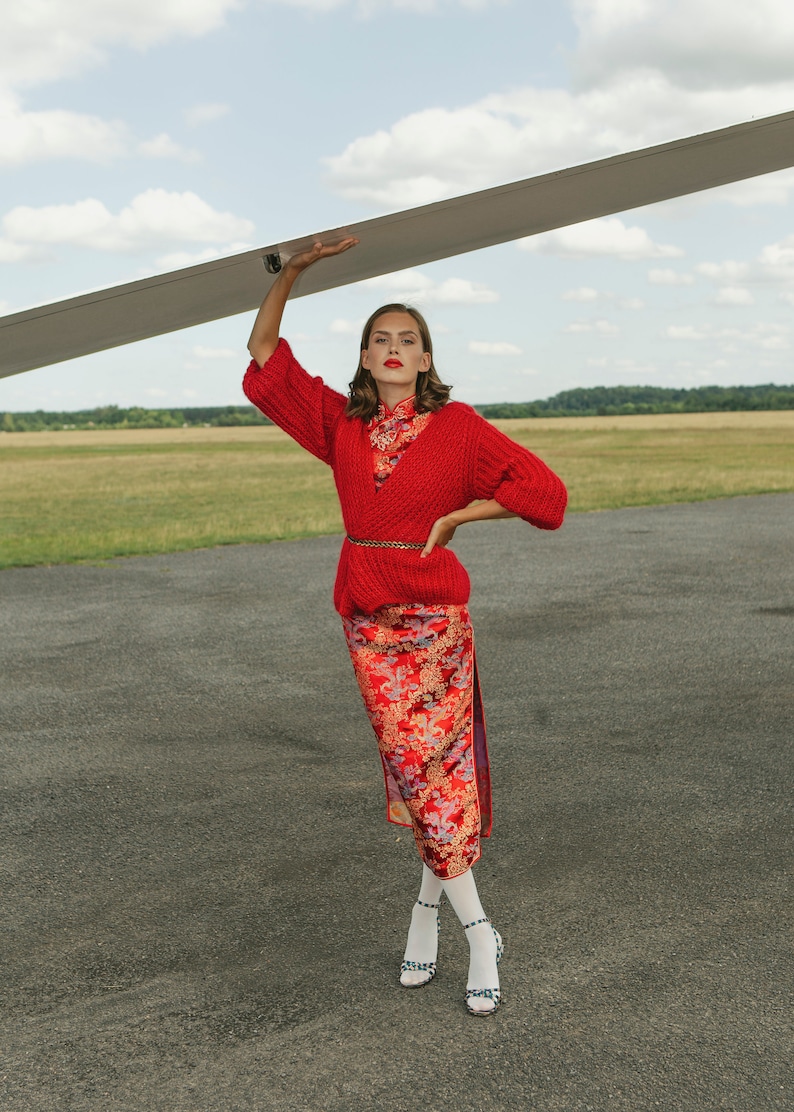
[247,237,359,367]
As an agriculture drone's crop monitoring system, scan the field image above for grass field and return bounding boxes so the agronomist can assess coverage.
[1,410,792,569]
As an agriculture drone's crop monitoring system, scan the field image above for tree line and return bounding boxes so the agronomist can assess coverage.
[0,404,273,432]
[2,382,793,431]
[475,382,794,419]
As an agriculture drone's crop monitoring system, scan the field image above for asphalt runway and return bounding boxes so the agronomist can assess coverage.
[2,495,792,1112]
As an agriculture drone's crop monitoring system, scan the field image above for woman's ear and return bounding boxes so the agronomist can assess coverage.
[420,351,431,373]
[361,349,370,369]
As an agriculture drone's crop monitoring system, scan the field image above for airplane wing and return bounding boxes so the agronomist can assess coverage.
[2,108,794,379]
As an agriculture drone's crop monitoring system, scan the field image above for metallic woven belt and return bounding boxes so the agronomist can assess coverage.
[347,535,425,551]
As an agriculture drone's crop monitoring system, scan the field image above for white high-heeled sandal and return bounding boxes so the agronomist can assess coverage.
[399,898,441,988]
[463,917,504,1016]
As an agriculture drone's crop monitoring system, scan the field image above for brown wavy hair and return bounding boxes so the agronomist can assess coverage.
[345,303,452,420]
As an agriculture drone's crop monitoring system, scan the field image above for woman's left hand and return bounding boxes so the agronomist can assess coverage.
[421,514,459,557]
[421,500,518,557]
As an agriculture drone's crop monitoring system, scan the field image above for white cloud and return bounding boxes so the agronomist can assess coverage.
[263,0,502,10]
[358,268,499,304]
[427,278,499,304]
[666,324,708,340]
[565,318,620,335]
[0,239,40,263]
[612,358,658,376]
[758,235,794,270]
[0,93,130,167]
[185,102,231,127]
[325,70,794,208]
[0,1,238,91]
[648,267,695,285]
[325,0,794,212]
[752,325,789,350]
[714,286,755,306]
[572,0,794,88]
[562,286,600,301]
[192,345,239,359]
[156,242,253,269]
[618,297,645,310]
[1,190,255,258]
[520,217,683,261]
[504,366,539,378]
[696,260,750,283]
[695,235,794,290]
[0,4,236,168]
[704,169,794,208]
[468,340,522,355]
[330,318,364,334]
[0,0,496,97]
[0,92,199,169]
[665,321,789,348]
[137,133,200,162]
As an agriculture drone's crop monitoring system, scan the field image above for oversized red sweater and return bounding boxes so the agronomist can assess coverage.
[243,339,567,617]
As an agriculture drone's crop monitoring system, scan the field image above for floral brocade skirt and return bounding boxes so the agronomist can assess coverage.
[342,603,492,880]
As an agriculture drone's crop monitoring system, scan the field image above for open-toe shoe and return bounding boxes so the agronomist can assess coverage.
[463,917,503,1016]
[399,899,441,988]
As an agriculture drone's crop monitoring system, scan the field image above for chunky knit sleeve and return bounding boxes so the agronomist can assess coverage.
[242,338,347,465]
[473,415,567,530]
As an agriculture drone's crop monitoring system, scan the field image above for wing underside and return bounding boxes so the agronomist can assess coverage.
[2,109,794,379]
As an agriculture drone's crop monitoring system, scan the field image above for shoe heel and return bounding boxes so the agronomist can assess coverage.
[493,927,504,966]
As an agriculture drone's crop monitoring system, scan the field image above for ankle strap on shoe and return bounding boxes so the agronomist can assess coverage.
[463,916,491,930]
[416,899,441,909]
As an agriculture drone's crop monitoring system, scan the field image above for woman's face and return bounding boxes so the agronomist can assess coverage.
[361,311,431,400]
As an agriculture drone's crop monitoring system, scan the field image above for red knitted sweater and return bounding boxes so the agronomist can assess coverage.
[243,340,567,617]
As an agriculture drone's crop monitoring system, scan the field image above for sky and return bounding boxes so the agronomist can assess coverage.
[1,0,794,412]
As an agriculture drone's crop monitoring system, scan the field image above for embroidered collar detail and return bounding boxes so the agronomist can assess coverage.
[367,395,420,451]
[367,396,433,491]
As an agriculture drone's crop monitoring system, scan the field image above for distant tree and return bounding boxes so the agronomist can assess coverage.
[476,382,794,419]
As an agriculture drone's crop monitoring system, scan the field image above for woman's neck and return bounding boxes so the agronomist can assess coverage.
[377,385,417,412]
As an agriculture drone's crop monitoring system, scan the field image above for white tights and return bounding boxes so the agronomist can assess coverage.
[401,863,500,1011]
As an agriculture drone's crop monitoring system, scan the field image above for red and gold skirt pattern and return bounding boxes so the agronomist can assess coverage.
[342,603,491,879]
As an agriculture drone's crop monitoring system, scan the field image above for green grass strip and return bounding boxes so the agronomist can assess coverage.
[1,417,792,569]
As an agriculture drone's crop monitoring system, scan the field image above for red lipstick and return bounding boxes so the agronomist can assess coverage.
[384,359,403,367]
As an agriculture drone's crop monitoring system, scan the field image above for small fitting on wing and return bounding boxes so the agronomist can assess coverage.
[263,253,283,275]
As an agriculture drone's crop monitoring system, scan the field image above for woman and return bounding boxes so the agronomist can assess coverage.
[244,238,567,1016]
